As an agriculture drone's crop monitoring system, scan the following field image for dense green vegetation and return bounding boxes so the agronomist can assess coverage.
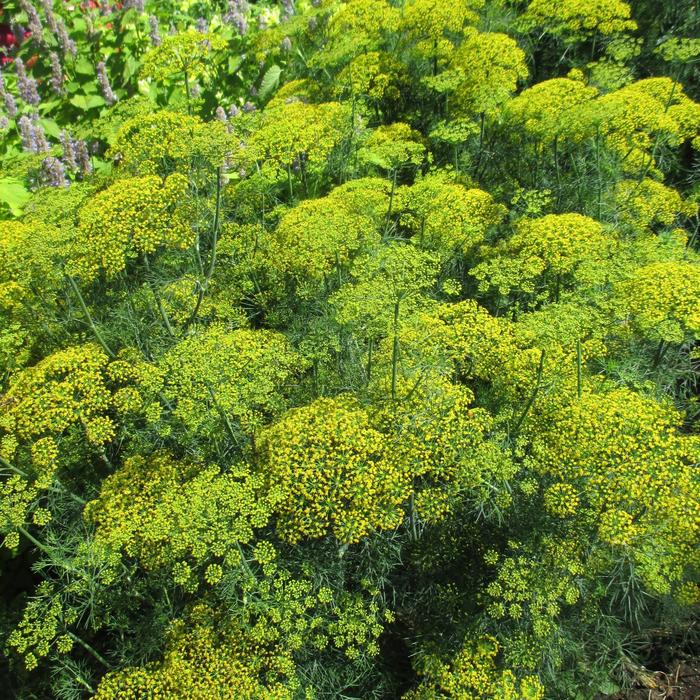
[0,0,699,697]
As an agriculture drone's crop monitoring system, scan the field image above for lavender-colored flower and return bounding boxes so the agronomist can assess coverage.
[229,105,239,118]
[20,1,44,45]
[281,36,292,52]
[148,16,161,46]
[123,0,145,11]
[31,113,50,153]
[190,82,201,99]
[96,61,117,106]
[281,0,294,21]
[196,17,207,33]
[74,139,92,176]
[215,106,228,123]
[56,18,78,58]
[0,69,18,118]
[3,91,18,118]
[18,116,34,151]
[49,52,65,96]
[0,116,8,131]
[224,0,249,32]
[39,0,58,34]
[242,101,256,113]
[42,156,69,188]
[11,22,26,44]
[59,130,77,169]
[15,58,41,106]
[249,86,258,98]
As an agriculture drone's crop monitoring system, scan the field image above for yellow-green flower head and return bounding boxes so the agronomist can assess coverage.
[358,122,426,171]
[399,173,507,256]
[93,604,299,699]
[506,78,598,142]
[160,325,302,437]
[471,213,613,296]
[110,111,233,176]
[401,0,484,63]
[236,100,349,182]
[271,188,381,284]
[257,395,411,544]
[531,389,700,593]
[69,174,192,281]
[615,179,698,232]
[544,483,580,518]
[614,261,700,343]
[406,635,544,700]
[140,29,227,84]
[336,51,408,103]
[520,0,637,41]
[449,29,528,117]
[85,452,272,575]
[319,0,400,65]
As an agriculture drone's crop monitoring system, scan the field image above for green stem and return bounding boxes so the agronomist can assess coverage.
[18,526,54,558]
[366,337,373,384]
[391,300,400,402]
[185,167,222,330]
[66,276,115,358]
[2,456,85,505]
[385,169,398,237]
[205,381,239,446]
[513,349,546,436]
[576,339,582,399]
[143,255,176,338]
[67,631,112,669]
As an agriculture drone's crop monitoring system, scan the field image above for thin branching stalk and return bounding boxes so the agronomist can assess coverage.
[143,254,176,338]
[577,339,583,399]
[513,349,546,436]
[185,167,222,330]
[67,631,112,669]
[66,275,115,359]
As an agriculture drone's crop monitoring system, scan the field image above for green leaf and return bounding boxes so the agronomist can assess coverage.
[74,57,95,76]
[69,94,107,111]
[259,64,282,101]
[123,55,141,82]
[228,55,245,75]
[0,178,31,217]
[39,118,62,139]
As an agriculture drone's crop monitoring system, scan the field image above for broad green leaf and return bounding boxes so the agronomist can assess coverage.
[259,64,282,101]
[69,94,107,111]
[74,57,95,76]
[0,178,31,217]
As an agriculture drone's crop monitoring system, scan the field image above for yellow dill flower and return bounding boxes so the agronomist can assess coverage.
[69,174,192,281]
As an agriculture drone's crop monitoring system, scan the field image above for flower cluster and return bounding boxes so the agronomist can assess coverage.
[69,174,192,280]
[160,325,301,437]
[520,0,637,41]
[614,261,700,343]
[399,173,507,256]
[236,99,349,182]
[530,389,700,593]
[271,186,381,284]
[93,604,299,699]
[110,111,233,176]
[140,29,227,84]
[472,213,614,298]
[406,636,545,699]
[257,396,411,543]
[84,452,273,578]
